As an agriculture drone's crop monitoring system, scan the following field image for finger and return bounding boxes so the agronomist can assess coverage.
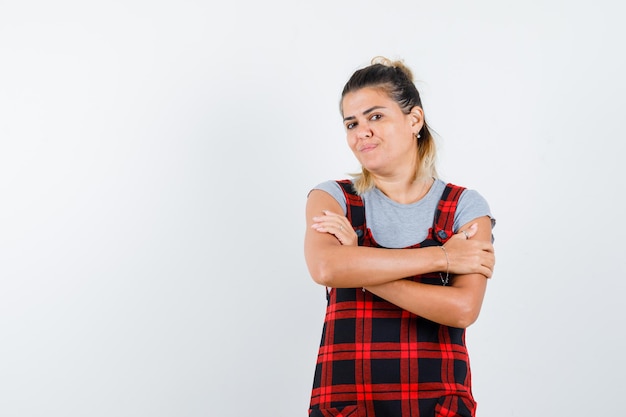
[311,220,358,246]
[481,267,493,279]
[460,223,478,239]
[322,209,343,218]
[312,211,342,226]
[310,222,335,232]
[337,217,352,233]
[316,211,352,232]
[311,220,348,235]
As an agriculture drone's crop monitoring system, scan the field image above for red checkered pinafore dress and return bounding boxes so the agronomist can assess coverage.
[309,180,476,417]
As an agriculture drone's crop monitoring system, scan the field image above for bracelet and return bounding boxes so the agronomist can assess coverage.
[439,245,449,286]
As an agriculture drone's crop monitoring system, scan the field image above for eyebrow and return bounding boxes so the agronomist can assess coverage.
[343,106,386,122]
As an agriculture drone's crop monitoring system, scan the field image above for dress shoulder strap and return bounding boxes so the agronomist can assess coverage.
[433,183,466,244]
[335,180,366,244]
[336,180,466,246]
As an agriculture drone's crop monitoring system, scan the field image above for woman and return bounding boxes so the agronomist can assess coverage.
[305,57,496,417]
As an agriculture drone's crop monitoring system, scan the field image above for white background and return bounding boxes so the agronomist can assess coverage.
[1,1,624,416]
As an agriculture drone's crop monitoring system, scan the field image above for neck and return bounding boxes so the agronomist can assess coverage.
[373,174,434,204]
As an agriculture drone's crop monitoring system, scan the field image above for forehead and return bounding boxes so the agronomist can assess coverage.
[341,87,396,116]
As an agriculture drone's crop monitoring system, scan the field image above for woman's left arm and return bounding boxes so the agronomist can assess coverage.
[364,215,493,329]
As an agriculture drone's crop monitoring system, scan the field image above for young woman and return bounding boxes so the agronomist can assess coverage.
[305,57,496,417]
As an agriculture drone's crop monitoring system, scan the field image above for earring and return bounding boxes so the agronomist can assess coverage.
[416,133,421,139]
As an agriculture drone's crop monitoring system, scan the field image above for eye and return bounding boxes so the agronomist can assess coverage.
[370,113,382,121]
[345,122,357,130]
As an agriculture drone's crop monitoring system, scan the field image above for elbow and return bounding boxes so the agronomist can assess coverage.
[451,304,481,329]
[310,270,330,287]
[305,244,352,287]
[454,314,478,329]
[308,259,339,287]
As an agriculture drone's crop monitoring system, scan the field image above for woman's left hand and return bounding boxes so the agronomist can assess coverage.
[311,210,358,246]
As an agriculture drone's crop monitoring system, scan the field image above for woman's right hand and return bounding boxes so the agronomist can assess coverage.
[311,210,358,246]
[443,223,495,278]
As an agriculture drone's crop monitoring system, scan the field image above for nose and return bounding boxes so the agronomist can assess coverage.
[355,123,372,139]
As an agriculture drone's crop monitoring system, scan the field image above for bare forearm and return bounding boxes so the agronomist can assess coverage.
[365,276,487,328]
[305,191,494,289]
[364,217,493,328]
[305,244,445,288]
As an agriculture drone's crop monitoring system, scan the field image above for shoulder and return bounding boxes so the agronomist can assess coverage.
[309,179,351,215]
[440,180,496,231]
[310,179,349,195]
[436,179,488,207]
[459,188,489,208]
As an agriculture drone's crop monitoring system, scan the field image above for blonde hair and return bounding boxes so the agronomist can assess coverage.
[341,57,438,194]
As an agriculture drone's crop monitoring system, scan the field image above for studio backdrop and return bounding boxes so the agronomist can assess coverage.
[1,1,624,416]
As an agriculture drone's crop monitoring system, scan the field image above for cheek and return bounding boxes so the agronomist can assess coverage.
[346,134,357,150]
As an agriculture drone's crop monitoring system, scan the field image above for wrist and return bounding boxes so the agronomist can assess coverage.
[438,245,450,285]
[425,245,447,272]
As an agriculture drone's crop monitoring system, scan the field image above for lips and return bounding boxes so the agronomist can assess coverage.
[358,143,377,152]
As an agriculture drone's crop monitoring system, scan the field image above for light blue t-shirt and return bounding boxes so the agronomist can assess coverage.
[313,178,494,248]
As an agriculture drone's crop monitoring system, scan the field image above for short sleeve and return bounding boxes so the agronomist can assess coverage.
[309,180,348,215]
[454,189,496,234]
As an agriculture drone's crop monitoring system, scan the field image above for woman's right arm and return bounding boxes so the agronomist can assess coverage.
[304,189,495,288]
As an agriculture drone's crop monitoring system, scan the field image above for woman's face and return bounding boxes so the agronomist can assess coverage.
[341,87,423,176]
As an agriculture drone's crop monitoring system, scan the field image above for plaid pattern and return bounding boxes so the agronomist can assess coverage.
[309,180,475,417]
